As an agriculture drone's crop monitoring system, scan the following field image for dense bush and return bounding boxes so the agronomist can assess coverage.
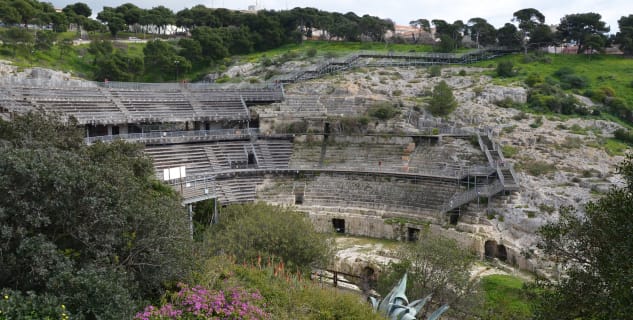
[495,97,522,109]
[0,112,193,319]
[614,128,633,144]
[0,289,69,320]
[606,97,633,122]
[527,82,588,115]
[306,47,318,58]
[288,120,309,133]
[518,160,556,176]
[334,115,370,134]
[202,203,332,272]
[525,72,543,87]
[429,65,442,77]
[553,67,589,89]
[368,102,399,120]
[496,61,515,77]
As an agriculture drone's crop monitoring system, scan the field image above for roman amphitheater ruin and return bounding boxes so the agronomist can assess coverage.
[2,49,620,277]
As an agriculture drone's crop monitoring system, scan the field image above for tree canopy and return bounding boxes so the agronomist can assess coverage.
[534,153,633,319]
[615,14,633,55]
[557,12,610,54]
[0,112,193,319]
[377,231,481,317]
[428,80,458,116]
[467,17,497,47]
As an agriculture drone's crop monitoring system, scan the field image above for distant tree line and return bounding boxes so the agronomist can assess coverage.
[1,2,632,82]
[413,9,617,53]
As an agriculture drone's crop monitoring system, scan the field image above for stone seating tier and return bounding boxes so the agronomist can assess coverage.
[1,84,273,124]
[302,173,460,213]
[144,139,293,178]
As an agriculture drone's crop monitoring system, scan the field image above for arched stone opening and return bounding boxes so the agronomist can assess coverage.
[407,227,420,242]
[496,244,508,261]
[332,218,345,233]
[449,212,460,225]
[361,266,377,292]
[484,240,508,261]
[484,240,498,259]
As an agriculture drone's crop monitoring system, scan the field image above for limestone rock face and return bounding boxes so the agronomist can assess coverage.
[223,63,256,78]
[263,64,624,273]
[478,85,527,104]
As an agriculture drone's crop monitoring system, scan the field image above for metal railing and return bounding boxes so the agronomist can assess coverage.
[441,180,504,212]
[418,126,475,136]
[161,161,495,187]
[85,128,259,144]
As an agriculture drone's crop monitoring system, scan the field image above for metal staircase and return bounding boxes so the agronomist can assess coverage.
[276,48,518,84]
[440,128,520,213]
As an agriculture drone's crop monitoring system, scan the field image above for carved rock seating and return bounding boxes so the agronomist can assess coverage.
[303,173,460,214]
[13,86,127,124]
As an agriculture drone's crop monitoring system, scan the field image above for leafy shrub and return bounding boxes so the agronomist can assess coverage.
[560,74,590,89]
[458,69,467,76]
[334,116,370,134]
[569,124,587,135]
[530,116,543,128]
[429,65,442,77]
[496,61,515,77]
[538,204,556,214]
[528,83,587,115]
[560,136,584,149]
[585,86,616,103]
[604,138,628,156]
[368,102,399,120]
[512,112,529,121]
[553,66,574,78]
[502,145,519,158]
[519,160,556,176]
[0,290,69,320]
[553,67,589,89]
[599,86,616,98]
[324,51,337,59]
[525,72,543,87]
[614,128,633,144]
[277,50,300,64]
[605,97,632,122]
[502,125,517,134]
[202,203,332,272]
[495,97,520,109]
[260,55,273,67]
[306,47,317,58]
[284,121,308,133]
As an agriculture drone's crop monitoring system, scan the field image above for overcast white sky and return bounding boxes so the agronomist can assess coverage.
[50,0,628,33]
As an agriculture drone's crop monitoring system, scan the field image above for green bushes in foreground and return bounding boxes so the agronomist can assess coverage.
[178,256,384,320]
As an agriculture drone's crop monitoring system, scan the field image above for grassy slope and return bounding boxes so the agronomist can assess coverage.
[238,40,435,63]
[481,274,533,319]
[475,53,633,111]
[4,31,632,107]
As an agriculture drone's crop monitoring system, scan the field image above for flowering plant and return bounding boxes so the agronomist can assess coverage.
[135,283,269,319]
